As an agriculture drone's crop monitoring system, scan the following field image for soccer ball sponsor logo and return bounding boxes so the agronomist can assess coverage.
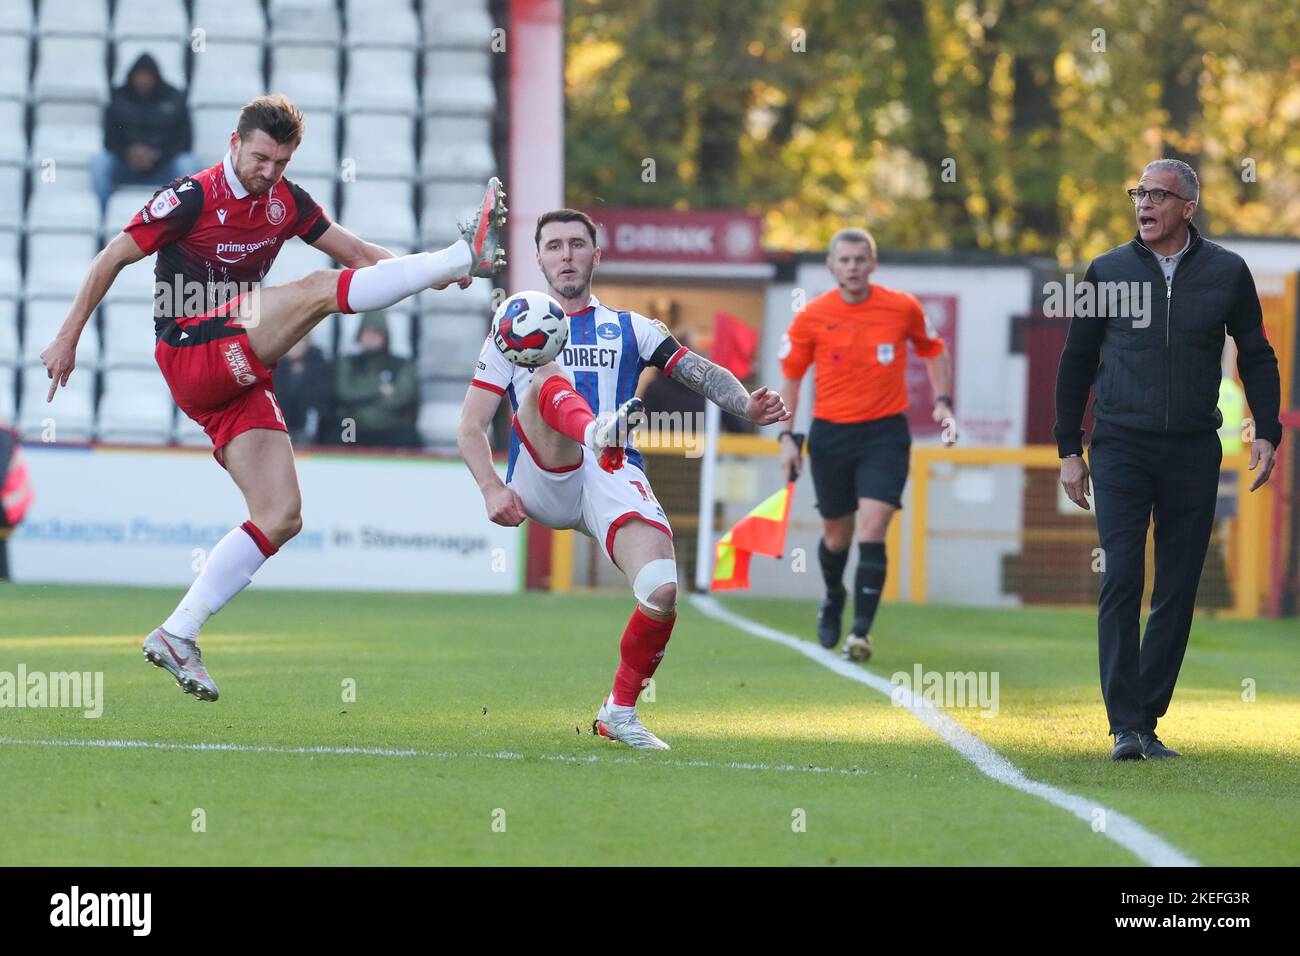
[267,197,286,225]
[491,291,569,368]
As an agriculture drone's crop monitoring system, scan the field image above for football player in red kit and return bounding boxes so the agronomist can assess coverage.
[40,94,507,701]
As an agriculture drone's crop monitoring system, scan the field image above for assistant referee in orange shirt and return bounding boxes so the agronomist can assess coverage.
[779,229,956,660]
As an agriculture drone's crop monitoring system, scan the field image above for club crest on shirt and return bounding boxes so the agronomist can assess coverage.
[597,322,621,340]
[267,197,286,225]
[877,343,895,365]
[149,188,180,219]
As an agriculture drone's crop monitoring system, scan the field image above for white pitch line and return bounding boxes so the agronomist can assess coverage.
[689,595,1198,868]
[0,736,876,779]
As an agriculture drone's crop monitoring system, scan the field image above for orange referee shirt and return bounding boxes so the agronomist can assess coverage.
[779,285,945,423]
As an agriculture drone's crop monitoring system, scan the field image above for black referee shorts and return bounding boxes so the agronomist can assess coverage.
[807,414,912,517]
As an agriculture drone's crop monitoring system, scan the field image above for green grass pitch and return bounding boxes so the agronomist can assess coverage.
[1,584,1295,865]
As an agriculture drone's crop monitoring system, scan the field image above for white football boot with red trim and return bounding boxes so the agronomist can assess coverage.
[458,176,508,277]
[593,696,670,750]
[143,628,219,701]
[587,396,645,473]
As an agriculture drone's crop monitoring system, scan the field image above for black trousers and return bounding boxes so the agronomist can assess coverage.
[1088,420,1222,735]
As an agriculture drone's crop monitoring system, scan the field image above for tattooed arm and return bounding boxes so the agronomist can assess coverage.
[669,351,790,426]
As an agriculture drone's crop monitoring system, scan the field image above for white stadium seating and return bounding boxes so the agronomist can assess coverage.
[422,50,494,117]
[343,47,418,115]
[102,250,157,306]
[344,0,419,49]
[191,0,265,44]
[261,237,333,288]
[339,310,414,359]
[113,38,187,89]
[269,42,340,112]
[420,178,489,245]
[417,310,486,376]
[416,398,461,447]
[19,365,95,441]
[286,175,336,220]
[104,187,158,237]
[189,39,263,109]
[30,101,105,168]
[339,179,417,248]
[0,101,26,162]
[0,33,31,103]
[0,365,15,425]
[100,304,157,367]
[31,37,109,103]
[420,115,495,181]
[112,0,189,43]
[0,241,19,294]
[341,113,416,180]
[0,164,24,229]
[24,184,102,236]
[0,1,33,39]
[269,0,342,47]
[173,407,209,446]
[422,0,492,51]
[96,367,173,444]
[284,108,338,178]
[418,276,493,314]
[0,299,18,365]
[24,232,100,298]
[36,0,109,40]
[21,299,100,368]
[192,105,238,168]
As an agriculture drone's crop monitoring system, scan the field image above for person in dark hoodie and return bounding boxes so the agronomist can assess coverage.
[92,53,195,208]
[335,313,420,447]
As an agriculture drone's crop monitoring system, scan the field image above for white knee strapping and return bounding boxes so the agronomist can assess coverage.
[633,559,678,612]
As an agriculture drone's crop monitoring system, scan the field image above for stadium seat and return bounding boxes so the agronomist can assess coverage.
[0,102,26,163]
[419,179,489,245]
[102,249,157,306]
[344,0,419,49]
[269,42,341,112]
[97,367,174,444]
[339,310,415,359]
[24,183,102,236]
[342,47,418,115]
[269,0,342,46]
[0,365,15,425]
[420,115,495,181]
[287,174,336,220]
[0,1,33,39]
[113,38,186,89]
[191,0,265,44]
[0,163,24,229]
[100,304,157,368]
[338,180,417,247]
[422,0,493,51]
[284,108,338,179]
[416,398,462,448]
[30,101,105,168]
[32,37,109,104]
[261,237,333,288]
[173,407,209,446]
[416,311,485,377]
[36,0,109,39]
[0,241,19,295]
[18,364,95,441]
[341,113,416,181]
[192,105,238,168]
[0,298,18,366]
[112,0,188,43]
[0,33,31,103]
[189,39,263,109]
[419,275,493,314]
[24,232,100,298]
[22,299,100,368]
[104,186,159,236]
[421,50,495,117]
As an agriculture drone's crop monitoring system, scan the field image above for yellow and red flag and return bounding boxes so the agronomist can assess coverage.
[710,482,794,591]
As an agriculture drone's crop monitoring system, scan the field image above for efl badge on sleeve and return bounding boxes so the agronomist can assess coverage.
[149,188,180,219]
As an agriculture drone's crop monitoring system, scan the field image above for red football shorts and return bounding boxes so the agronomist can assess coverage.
[154,294,287,466]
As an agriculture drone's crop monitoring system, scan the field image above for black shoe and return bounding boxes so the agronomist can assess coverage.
[1138,732,1181,758]
[1111,730,1145,761]
[816,588,847,649]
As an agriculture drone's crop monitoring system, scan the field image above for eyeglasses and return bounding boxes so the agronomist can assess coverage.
[1127,187,1193,205]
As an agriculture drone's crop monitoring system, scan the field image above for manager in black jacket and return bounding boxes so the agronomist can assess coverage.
[1053,159,1281,762]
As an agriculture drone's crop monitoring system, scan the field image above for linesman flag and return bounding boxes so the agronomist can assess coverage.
[710,433,803,591]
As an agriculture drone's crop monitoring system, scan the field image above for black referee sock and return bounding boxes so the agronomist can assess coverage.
[853,541,887,635]
[818,538,849,596]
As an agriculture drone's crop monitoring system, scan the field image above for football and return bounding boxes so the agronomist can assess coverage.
[491,291,569,367]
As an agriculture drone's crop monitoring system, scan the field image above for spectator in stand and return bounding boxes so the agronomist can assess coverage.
[92,53,196,208]
[273,336,334,446]
[335,313,419,448]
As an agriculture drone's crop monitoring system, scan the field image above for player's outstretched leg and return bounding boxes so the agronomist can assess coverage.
[516,364,643,472]
[593,520,677,750]
[242,177,507,366]
[143,429,300,701]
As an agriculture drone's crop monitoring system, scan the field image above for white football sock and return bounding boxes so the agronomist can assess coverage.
[163,525,271,640]
[343,242,471,312]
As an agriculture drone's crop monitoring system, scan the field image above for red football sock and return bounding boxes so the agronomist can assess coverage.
[536,374,595,445]
[611,606,676,706]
